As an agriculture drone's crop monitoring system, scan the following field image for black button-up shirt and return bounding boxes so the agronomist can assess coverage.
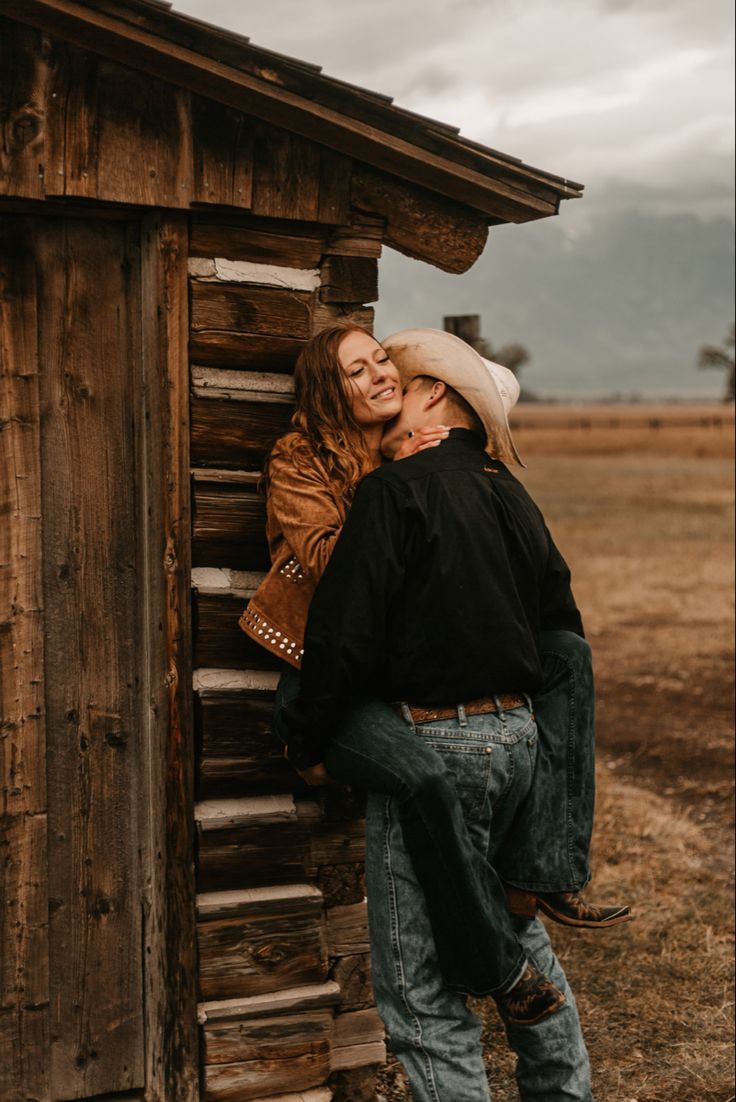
[279,429,583,768]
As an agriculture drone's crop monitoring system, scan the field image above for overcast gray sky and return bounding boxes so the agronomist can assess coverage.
[171,0,734,225]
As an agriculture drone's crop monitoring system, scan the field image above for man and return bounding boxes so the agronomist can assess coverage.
[278,329,597,1100]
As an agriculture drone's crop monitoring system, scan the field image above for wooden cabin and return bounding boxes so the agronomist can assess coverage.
[0,3,583,1099]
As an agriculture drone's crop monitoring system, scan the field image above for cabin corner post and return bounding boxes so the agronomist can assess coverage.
[140,212,200,1102]
[0,215,50,1102]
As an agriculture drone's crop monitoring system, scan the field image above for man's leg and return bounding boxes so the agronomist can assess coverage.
[365,708,595,1102]
[366,792,491,1102]
[505,917,594,1102]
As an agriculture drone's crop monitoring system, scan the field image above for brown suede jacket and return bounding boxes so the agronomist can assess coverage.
[238,434,350,669]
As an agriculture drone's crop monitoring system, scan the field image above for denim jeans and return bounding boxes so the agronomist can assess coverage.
[497,631,595,892]
[365,714,594,1101]
[275,669,527,995]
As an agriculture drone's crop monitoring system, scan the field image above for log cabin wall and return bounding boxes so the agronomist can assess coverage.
[188,211,387,1102]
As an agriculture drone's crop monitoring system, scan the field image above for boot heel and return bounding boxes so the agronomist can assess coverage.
[505,887,538,918]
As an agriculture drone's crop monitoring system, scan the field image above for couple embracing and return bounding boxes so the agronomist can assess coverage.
[239,324,630,1102]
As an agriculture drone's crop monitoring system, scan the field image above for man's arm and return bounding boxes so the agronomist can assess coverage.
[275,473,407,769]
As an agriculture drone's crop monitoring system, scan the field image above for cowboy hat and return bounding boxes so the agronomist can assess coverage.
[382,327,524,466]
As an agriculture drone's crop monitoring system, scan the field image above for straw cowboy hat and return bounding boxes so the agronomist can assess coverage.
[382,327,524,466]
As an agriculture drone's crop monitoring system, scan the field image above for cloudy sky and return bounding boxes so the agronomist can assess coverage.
[171,0,734,225]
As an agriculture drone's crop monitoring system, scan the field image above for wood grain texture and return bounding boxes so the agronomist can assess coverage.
[197,893,328,1000]
[0,20,47,200]
[191,94,254,207]
[351,165,489,274]
[191,393,292,470]
[0,214,49,1102]
[197,818,310,892]
[38,217,144,1096]
[194,591,280,671]
[318,256,378,304]
[195,691,300,797]
[328,954,373,1012]
[191,281,313,340]
[192,479,269,570]
[139,213,200,1101]
[189,329,306,371]
[190,218,326,267]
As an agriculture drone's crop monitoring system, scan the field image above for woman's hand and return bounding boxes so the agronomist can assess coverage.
[296,762,333,786]
[392,425,450,461]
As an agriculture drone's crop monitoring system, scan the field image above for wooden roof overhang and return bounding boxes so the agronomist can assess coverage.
[1,0,584,272]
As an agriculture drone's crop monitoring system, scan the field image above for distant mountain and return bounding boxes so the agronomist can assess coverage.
[374,210,736,401]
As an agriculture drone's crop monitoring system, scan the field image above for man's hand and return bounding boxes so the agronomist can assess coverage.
[296,761,332,786]
[393,425,450,461]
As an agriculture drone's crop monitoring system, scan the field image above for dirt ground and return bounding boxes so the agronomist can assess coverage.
[376,406,735,1102]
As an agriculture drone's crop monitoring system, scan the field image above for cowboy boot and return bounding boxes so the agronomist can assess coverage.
[494,962,566,1026]
[505,885,632,928]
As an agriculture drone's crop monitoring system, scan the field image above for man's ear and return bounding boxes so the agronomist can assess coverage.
[424,380,446,410]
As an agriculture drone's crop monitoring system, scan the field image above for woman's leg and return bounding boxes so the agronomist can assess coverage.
[494,630,595,892]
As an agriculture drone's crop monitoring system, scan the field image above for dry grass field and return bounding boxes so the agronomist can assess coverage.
[377,405,735,1102]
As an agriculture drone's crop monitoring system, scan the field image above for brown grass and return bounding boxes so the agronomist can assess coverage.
[377,407,735,1102]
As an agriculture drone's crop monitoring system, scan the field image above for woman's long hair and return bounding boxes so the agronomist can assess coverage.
[274,323,376,501]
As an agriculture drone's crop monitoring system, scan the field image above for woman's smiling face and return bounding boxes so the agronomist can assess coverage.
[338,330,402,429]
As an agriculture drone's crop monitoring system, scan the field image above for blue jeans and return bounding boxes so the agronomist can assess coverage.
[275,671,528,995]
[366,711,594,1101]
[497,631,595,892]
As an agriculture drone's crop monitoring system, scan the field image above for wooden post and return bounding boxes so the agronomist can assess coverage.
[139,213,199,1102]
[0,214,50,1102]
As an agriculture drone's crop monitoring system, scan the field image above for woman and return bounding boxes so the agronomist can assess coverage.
[239,324,625,1023]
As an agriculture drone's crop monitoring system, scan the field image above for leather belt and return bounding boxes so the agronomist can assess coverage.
[397,694,527,726]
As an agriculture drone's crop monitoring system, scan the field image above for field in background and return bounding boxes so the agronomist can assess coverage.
[378,405,735,1102]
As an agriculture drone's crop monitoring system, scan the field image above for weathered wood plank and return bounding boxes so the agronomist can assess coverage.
[197,818,310,892]
[191,281,313,340]
[190,330,306,371]
[328,954,373,1012]
[189,218,326,268]
[200,981,341,1023]
[38,217,144,1095]
[319,256,378,304]
[251,123,322,222]
[0,214,49,1101]
[204,1043,331,1102]
[312,303,374,336]
[190,393,292,469]
[325,903,370,957]
[316,149,352,225]
[331,1008,385,1071]
[0,20,47,200]
[191,366,295,403]
[203,1007,333,1067]
[352,165,489,274]
[197,890,328,1000]
[325,214,385,258]
[46,46,193,205]
[195,690,300,797]
[194,591,280,671]
[192,479,269,569]
[139,213,199,1101]
[197,884,323,921]
[309,820,366,871]
[191,93,254,208]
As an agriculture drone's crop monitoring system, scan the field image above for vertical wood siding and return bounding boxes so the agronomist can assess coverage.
[0,216,50,1102]
[37,217,145,1097]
